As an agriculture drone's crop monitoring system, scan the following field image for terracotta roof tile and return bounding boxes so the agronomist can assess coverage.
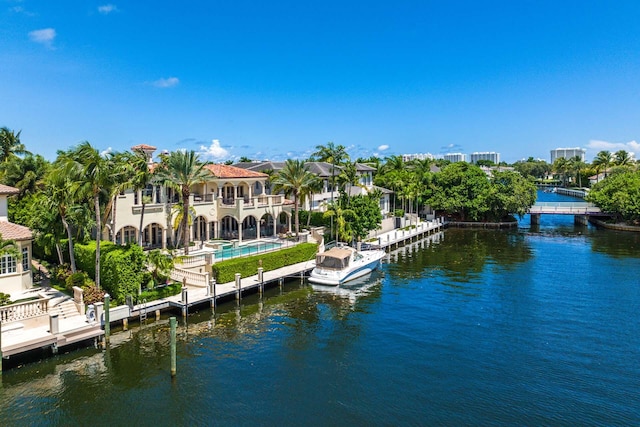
[204,164,268,179]
[0,221,32,241]
[0,184,19,195]
[131,144,157,151]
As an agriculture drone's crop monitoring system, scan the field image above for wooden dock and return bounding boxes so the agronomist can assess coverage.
[2,219,444,363]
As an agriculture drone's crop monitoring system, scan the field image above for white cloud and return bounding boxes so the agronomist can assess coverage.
[587,139,638,157]
[29,28,56,48]
[152,77,179,88]
[11,6,35,16]
[98,4,118,14]
[200,139,229,160]
[377,144,389,151]
[100,147,113,157]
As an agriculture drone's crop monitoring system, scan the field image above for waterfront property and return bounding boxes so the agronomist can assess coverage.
[235,160,393,216]
[1,200,638,425]
[108,145,295,249]
[0,218,444,362]
[0,185,33,296]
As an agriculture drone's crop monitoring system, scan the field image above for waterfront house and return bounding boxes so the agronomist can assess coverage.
[235,161,392,216]
[0,184,33,295]
[106,145,294,249]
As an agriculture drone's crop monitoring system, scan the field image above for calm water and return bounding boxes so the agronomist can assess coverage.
[1,191,639,426]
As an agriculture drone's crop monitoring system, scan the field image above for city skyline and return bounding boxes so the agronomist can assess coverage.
[2,1,640,163]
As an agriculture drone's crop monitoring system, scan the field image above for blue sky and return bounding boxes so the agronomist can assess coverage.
[2,1,640,164]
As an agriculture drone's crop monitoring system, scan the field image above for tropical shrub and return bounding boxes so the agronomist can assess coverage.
[101,244,145,304]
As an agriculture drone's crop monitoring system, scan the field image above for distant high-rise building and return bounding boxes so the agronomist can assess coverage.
[550,147,586,163]
[443,153,465,163]
[402,153,435,162]
[469,152,500,164]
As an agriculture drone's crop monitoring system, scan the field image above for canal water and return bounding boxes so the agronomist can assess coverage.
[1,191,639,426]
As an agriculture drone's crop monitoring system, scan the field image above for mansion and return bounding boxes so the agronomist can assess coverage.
[108,145,392,250]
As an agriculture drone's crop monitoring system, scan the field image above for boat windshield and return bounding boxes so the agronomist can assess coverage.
[315,248,352,269]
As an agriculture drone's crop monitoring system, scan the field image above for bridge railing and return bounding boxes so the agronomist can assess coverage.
[529,202,602,214]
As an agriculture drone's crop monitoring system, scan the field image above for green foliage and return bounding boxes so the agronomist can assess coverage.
[101,244,146,304]
[212,243,317,284]
[427,163,537,222]
[138,283,182,303]
[299,210,329,227]
[74,240,116,278]
[487,171,537,220]
[74,241,145,303]
[0,292,11,306]
[346,194,383,240]
[586,169,640,223]
[82,284,106,305]
[51,264,72,286]
[394,209,405,217]
[65,271,93,292]
[145,249,175,285]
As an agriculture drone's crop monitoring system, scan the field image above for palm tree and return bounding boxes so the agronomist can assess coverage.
[145,249,176,286]
[60,142,114,289]
[272,159,316,236]
[0,127,30,162]
[552,157,569,186]
[568,155,586,187]
[169,201,196,248]
[45,164,79,272]
[593,150,613,178]
[312,142,349,199]
[304,175,325,228]
[312,142,350,241]
[102,151,138,243]
[125,148,155,246]
[337,161,362,200]
[0,154,49,196]
[154,150,209,254]
[614,150,633,167]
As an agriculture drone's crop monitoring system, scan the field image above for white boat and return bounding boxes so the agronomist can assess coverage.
[308,244,386,286]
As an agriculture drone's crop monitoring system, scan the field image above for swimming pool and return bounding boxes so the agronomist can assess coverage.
[213,241,283,260]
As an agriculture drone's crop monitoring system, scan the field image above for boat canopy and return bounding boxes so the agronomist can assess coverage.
[315,247,352,269]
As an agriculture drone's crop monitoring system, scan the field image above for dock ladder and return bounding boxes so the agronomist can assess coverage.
[139,299,148,323]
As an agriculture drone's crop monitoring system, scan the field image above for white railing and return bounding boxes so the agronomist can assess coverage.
[175,253,210,268]
[529,202,601,214]
[0,298,50,323]
[170,267,209,287]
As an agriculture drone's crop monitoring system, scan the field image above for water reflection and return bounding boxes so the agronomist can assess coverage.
[388,229,533,282]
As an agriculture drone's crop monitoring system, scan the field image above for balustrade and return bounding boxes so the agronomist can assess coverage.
[0,298,49,323]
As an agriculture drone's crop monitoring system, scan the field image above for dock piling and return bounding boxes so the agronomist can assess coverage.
[104,294,110,343]
[258,267,264,295]
[181,287,188,317]
[235,273,241,301]
[170,317,177,377]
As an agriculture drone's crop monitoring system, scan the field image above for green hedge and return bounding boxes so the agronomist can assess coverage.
[212,243,318,284]
[138,283,182,303]
[74,240,117,278]
[101,244,145,304]
[74,241,145,304]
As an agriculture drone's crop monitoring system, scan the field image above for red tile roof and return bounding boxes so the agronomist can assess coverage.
[204,164,268,179]
[131,144,157,151]
[0,184,19,195]
[0,221,32,241]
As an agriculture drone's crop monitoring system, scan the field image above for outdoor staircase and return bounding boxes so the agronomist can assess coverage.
[49,298,79,319]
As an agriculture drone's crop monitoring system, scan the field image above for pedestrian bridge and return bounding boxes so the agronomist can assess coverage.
[528,202,608,225]
[529,202,601,215]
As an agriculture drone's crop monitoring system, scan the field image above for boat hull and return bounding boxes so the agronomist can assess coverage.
[308,250,385,286]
